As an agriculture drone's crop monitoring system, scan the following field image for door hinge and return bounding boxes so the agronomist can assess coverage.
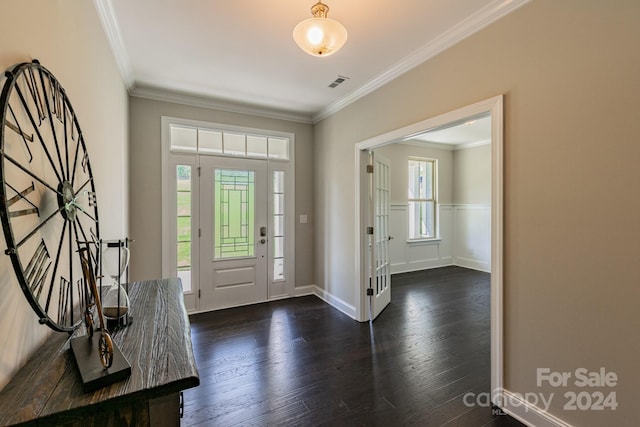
[366,226,374,235]
[198,289,201,298]
[198,166,201,177]
[366,164,374,174]
[198,228,201,238]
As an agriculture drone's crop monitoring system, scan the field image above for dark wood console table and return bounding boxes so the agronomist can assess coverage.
[0,278,200,426]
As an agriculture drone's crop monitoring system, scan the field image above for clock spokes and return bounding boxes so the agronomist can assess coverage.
[35,66,68,183]
[3,152,65,198]
[12,63,79,182]
[4,66,83,191]
[12,85,64,185]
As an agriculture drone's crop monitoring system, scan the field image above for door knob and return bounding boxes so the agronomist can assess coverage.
[260,239,266,244]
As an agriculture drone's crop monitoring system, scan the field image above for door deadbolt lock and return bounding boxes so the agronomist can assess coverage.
[260,226,267,237]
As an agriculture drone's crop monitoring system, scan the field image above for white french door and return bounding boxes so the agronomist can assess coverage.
[369,152,391,320]
[199,156,268,310]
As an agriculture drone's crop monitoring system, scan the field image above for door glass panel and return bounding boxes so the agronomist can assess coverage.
[223,132,246,155]
[170,126,197,151]
[274,214,284,237]
[268,137,289,159]
[214,169,255,259]
[273,171,285,280]
[247,135,268,157]
[199,129,223,153]
[176,165,192,292]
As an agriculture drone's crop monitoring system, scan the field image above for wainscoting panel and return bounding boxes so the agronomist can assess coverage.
[389,204,490,274]
[453,205,491,272]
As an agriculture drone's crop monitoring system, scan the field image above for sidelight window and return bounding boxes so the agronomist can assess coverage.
[176,165,192,291]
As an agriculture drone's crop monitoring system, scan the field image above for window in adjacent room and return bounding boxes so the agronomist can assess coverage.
[408,158,437,239]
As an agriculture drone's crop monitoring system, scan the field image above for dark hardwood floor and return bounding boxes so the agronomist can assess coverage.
[183,266,525,426]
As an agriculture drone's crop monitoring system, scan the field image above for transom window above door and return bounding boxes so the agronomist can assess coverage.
[170,124,289,160]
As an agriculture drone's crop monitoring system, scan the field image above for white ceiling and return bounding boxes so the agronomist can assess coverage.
[98,0,528,123]
[411,113,492,147]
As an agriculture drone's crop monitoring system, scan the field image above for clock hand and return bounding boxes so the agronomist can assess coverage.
[65,190,88,210]
[66,198,97,223]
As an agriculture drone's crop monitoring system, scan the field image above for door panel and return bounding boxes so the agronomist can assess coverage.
[199,156,268,310]
[370,152,391,320]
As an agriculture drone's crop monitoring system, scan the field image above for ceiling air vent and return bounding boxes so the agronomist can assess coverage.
[329,75,350,88]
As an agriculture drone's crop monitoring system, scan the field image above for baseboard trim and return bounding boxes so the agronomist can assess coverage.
[391,260,490,275]
[294,285,357,320]
[293,285,316,297]
[499,389,574,427]
[454,257,491,273]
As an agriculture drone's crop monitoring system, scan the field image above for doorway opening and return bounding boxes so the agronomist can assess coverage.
[354,95,504,399]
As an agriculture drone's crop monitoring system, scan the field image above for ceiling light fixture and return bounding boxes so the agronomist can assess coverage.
[293,1,348,57]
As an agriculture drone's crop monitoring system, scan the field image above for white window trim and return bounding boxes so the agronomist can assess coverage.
[161,116,296,310]
[407,157,438,240]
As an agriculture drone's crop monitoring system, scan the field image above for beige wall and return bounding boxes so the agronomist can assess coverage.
[375,143,453,205]
[314,1,639,425]
[0,1,129,389]
[374,142,490,206]
[128,97,315,288]
[453,144,491,204]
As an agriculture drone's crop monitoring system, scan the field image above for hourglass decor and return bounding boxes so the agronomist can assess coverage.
[100,238,132,328]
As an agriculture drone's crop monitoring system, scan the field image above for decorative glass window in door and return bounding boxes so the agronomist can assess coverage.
[214,169,255,259]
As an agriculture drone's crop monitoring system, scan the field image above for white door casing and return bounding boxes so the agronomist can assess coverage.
[354,95,503,403]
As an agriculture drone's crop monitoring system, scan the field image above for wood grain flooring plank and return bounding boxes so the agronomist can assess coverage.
[183,266,524,426]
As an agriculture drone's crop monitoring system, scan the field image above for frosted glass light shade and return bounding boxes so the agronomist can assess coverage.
[293,2,347,57]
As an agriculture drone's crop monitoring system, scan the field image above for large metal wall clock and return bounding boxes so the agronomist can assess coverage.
[0,60,100,332]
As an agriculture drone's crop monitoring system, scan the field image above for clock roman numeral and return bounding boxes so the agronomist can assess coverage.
[24,239,51,300]
[81,151,89,173]
[57,277,71,326]
[5,117,34,142]
[7,104,34,163]
[47,76,64,123]
[6,182,39,218]
[23,67,46,125]
[87,191,96,207]
[70,112,77,141]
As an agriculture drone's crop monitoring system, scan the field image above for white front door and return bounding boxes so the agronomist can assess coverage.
[199,156,268,310]
[369,152,391,320]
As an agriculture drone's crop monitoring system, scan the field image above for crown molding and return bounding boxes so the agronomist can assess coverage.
[93,0,134,90]
[131,86,314,124]
[313,0,530,123]
[94,0,528,125]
